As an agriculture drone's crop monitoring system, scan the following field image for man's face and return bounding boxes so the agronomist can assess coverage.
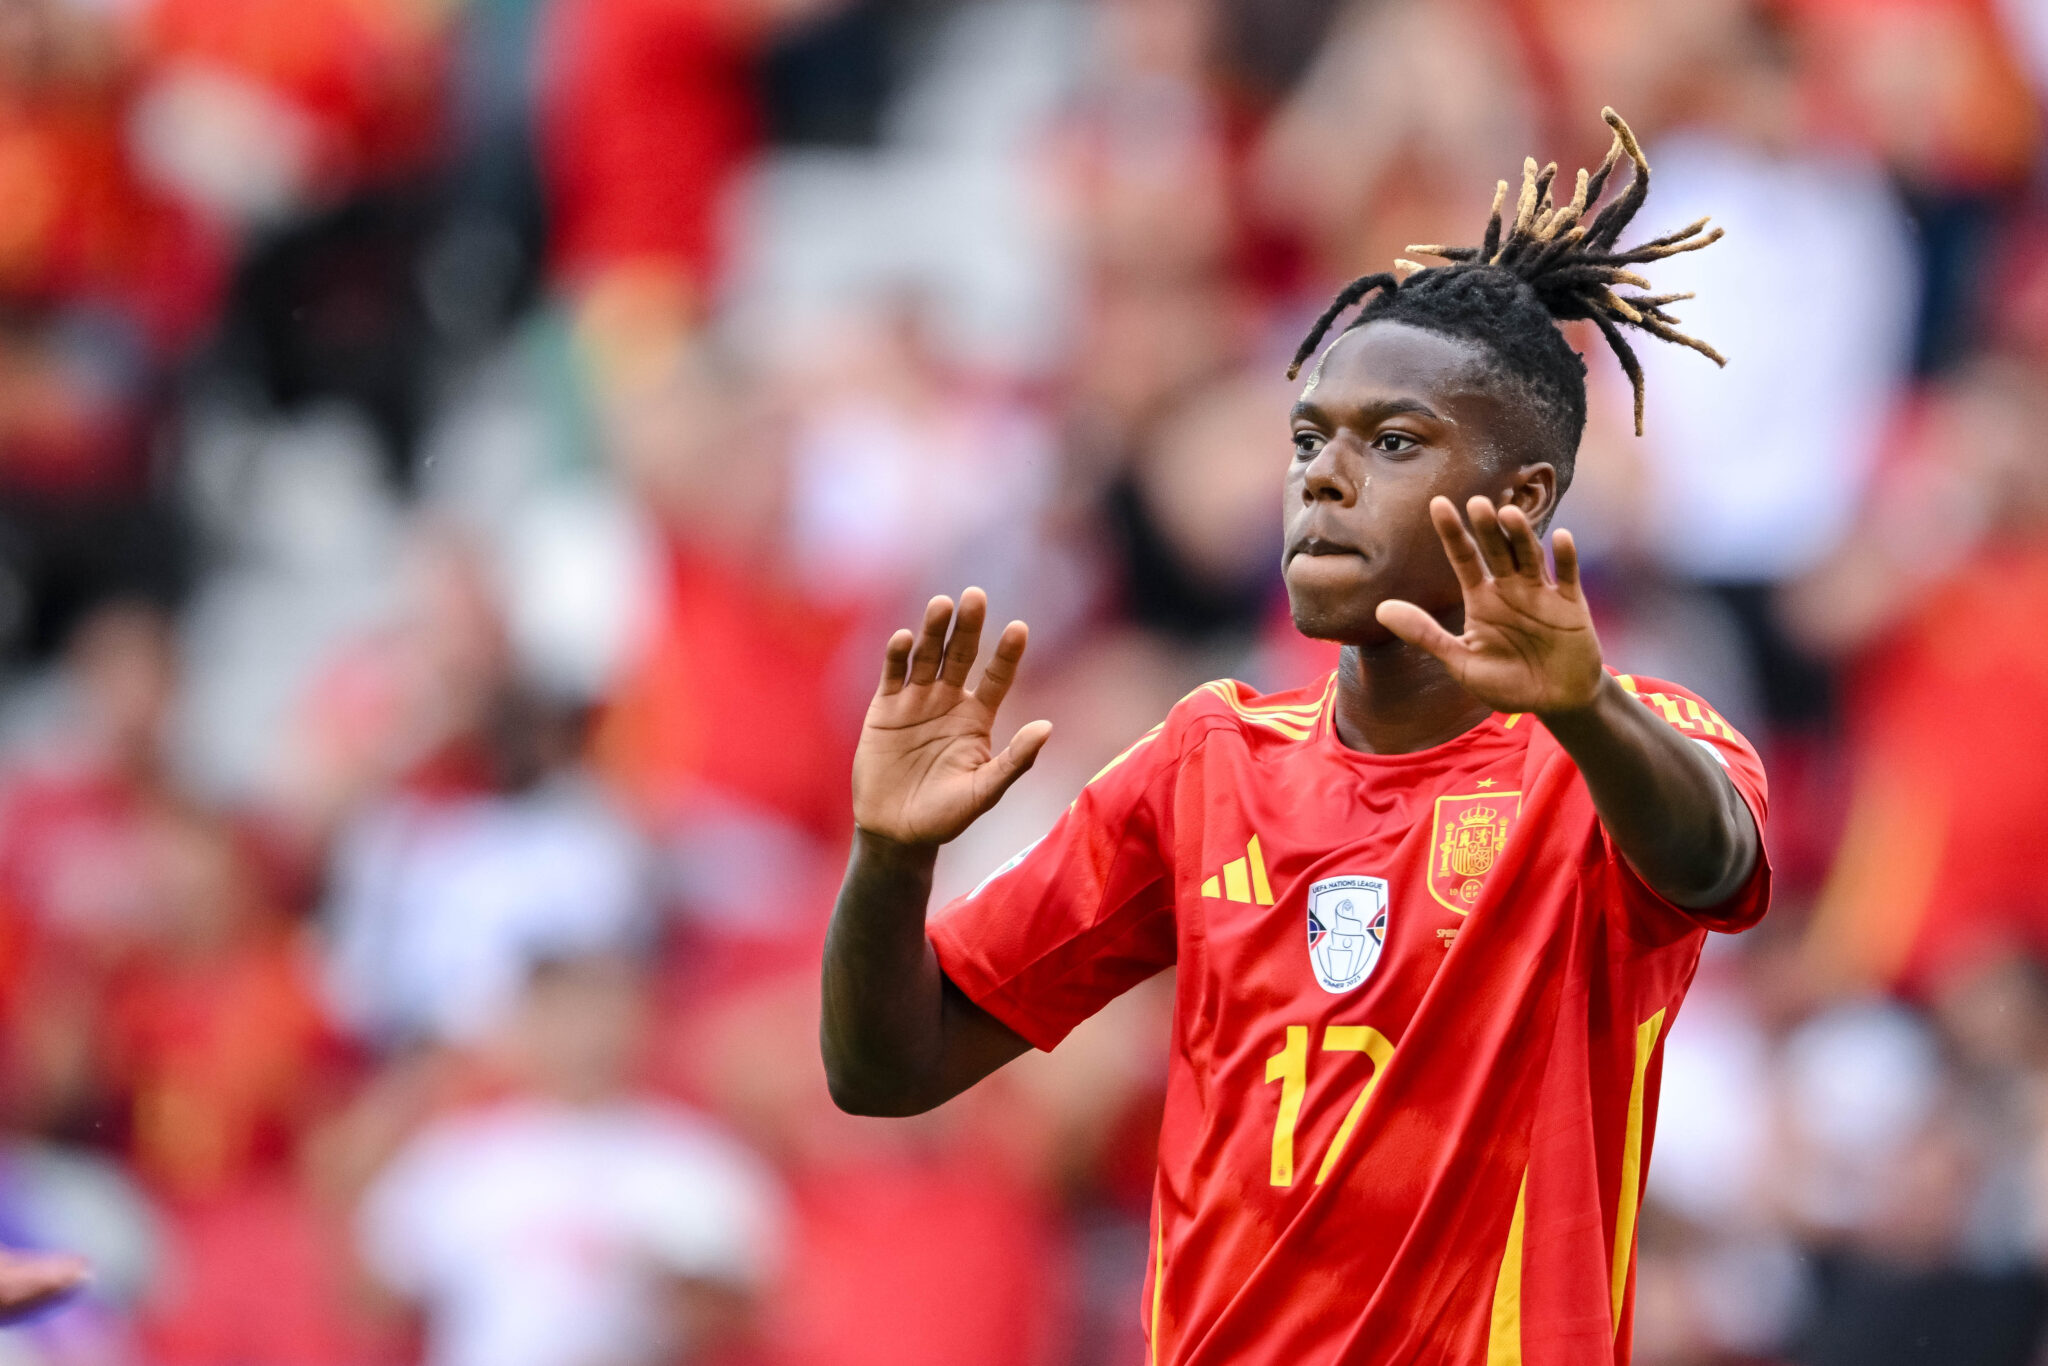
[1282,321,1543,644]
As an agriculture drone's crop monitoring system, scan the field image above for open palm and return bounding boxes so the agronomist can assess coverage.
[853,588,1052,847]
[1376,496,1605,717]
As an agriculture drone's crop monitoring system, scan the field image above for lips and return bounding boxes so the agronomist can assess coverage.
[1287,534,1366,565]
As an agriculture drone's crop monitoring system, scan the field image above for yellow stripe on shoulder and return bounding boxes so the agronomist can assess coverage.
[1088,722,1166,785]
[1239,699,1324,718]
[1197,680,1323,740]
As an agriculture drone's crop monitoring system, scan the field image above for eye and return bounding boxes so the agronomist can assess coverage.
[1291,430,1325,461]
[1372,431,1420,455]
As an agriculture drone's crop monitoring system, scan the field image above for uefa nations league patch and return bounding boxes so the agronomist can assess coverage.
[1306,875,1390,993]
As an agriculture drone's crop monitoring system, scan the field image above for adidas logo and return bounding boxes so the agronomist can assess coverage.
[1201,834,1275,905]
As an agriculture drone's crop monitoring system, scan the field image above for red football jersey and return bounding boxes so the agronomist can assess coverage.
[928,671,1770,1366]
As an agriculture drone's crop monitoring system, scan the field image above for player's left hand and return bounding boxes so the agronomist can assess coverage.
[1375,495,1604,717]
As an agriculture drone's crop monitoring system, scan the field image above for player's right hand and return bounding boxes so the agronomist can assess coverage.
[852,588,1052,847]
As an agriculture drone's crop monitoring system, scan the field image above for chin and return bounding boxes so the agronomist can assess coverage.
[1286,593,1390,647]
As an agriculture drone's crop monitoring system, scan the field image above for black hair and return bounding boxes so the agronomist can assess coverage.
[1288,108,1726,488]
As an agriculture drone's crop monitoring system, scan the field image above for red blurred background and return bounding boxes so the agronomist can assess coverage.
[0,0,2043,1363]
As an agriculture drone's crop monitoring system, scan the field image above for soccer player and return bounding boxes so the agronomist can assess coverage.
[821,110,1766,1365]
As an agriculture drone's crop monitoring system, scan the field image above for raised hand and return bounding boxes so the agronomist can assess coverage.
[1375,496,1604,717]
[853,588,1053,847]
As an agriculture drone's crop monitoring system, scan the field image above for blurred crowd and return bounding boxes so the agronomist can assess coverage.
[0,0,2040,1362]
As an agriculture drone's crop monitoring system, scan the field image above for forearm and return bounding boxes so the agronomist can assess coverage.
[1538,675,1759,908]
[820,829,949,1114]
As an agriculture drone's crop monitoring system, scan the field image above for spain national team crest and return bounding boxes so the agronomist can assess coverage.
[1306,876,1390,994]
[1428,790,1523,914]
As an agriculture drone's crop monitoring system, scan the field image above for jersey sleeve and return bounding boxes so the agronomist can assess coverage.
[926,722,1180,1052]
[1606,675,1773,934]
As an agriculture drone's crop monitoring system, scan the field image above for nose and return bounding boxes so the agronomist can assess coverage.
[1301,438,1356,506]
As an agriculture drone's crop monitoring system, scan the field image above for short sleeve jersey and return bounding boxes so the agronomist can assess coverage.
[928,672,1770,1366]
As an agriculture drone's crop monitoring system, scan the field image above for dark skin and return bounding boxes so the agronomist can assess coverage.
[821,320,1761,1117]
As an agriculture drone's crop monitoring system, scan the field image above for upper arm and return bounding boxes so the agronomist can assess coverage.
[1611,677,1772,932]
[927,723,1180,1052]
[932,967,1034,1094]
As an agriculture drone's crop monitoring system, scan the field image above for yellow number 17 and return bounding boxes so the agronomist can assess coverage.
[1265,1024,1395,1187]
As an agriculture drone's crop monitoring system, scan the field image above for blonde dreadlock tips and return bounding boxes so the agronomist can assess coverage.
[1286,107,1728,434]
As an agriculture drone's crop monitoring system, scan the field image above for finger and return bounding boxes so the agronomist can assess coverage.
[972,620,1029,710]
[980,719,1053,801]
[1497,504,1549,583]
[939,587,987,688]
[1376,599,1468,665]
[1428,496,1488,590]
[907,596,952,686]
[1552,528,1583,600]
[0,1252,89,1323]
[877,629,914,696]
[1465,496,1518,578]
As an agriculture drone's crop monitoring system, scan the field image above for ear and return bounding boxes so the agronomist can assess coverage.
[1503,461,1558,528]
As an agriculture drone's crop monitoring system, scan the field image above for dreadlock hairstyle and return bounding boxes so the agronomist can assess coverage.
[1287,108,1725,484]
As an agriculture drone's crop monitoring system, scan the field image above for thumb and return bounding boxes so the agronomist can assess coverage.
[980,719,1052,799]
[1375,599,1466,664]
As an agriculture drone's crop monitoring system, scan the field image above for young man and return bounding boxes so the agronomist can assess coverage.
[821,110,1767,1365]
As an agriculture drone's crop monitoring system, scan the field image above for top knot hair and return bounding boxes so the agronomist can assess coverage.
[1287,108,1726,438]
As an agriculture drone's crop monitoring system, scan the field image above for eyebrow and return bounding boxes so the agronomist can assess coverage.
[1290,396,1445,425]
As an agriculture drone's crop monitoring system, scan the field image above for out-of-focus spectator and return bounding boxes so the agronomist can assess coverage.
[687,962,1136,1366]
[1618,14,1917,615]
[1786,357,2048,995]
[359,953,783,1366]
[778,306,1060,615]
[100,804,340,1200]
[1106,365,1295,642]
[1058,0,1253,469]
[324,726,653,1047]
[1787,0,2039,195]
[0,0,221,346]
[1784,0,2040,375]
[319,568,654,1047]
[130,0,454,227]
[540,0,854,345]
[0,600,179,972]
[1784,996,2048,1366]
[590,339,860,852]
[1254,0,1536,288]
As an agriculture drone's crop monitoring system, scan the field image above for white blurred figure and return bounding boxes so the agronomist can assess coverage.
[358,954,783,1366]
[1776,998,1946,1237]
[1626,23,1916,583]
[1649,951,1774,1230]
[1640,945,1807,1361]
[322,732,654,1047]
[776,306,1061,617]
[315,537,657,1048]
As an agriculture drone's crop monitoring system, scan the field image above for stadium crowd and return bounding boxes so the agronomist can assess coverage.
[0,0,2042,1361]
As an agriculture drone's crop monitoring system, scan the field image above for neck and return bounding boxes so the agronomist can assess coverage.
[1330,626,1493,756]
